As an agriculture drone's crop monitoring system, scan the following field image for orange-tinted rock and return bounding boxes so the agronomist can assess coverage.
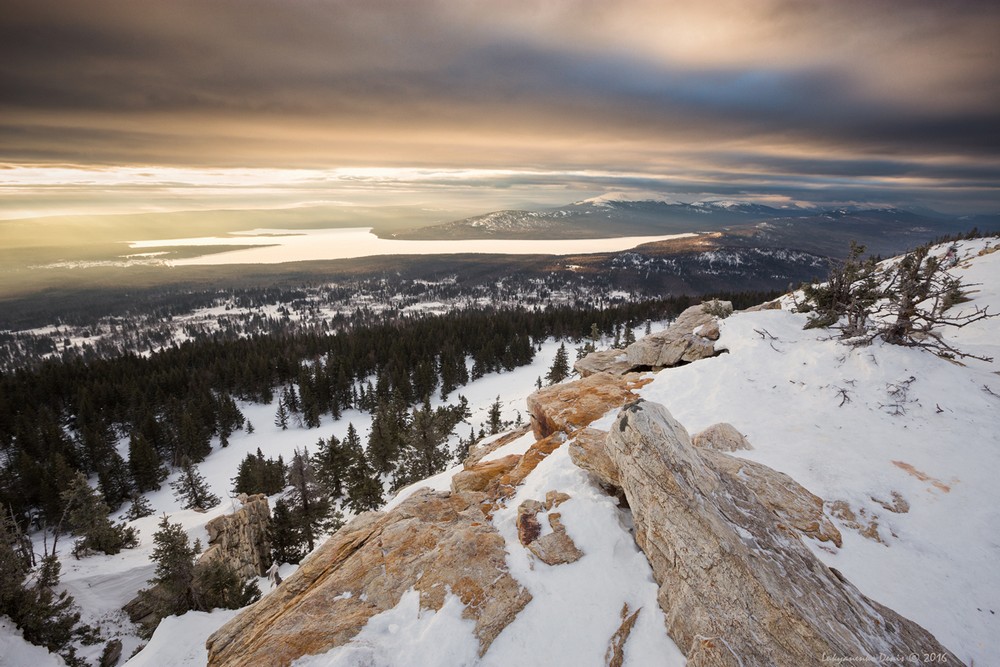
[605,604,642,667]
[451,454,521,494]
[568,428,620,489]
[464,425,531,467]
[206,490,531,667]
[527,372,644,439]
[516,494,583,566]
[483,433,565,507]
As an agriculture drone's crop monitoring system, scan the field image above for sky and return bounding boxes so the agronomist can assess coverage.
[1,0,999,221]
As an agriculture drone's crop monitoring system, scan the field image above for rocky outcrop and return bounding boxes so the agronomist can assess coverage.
[624,302,730,369]
[527,371,648,439]
[829,500,886,544]
[605,400,958,666]
[206,489,531,667]
[125,494,272,632]
[200,493,272,579]
[573,348,632,377]
[692,422,752,452]
[516,491,582,566]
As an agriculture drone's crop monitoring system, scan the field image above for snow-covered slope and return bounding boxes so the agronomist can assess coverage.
[12,239,997,666]
[627,238,1000,664]
[280,237,1000,666]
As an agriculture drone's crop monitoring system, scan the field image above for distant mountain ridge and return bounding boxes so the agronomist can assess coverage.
[388,197,985,259]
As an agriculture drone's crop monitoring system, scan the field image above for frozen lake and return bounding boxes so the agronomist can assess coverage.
[129,227,696,265]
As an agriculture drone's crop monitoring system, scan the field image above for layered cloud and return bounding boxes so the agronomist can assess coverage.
[1,0,998,213]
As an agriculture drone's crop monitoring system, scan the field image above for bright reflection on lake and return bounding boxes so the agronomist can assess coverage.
[130,227,696,265]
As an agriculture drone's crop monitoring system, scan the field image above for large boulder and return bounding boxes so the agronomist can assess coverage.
[625,302,729,369]
[604,400,958,666]
[574,348,633,377]
[526,371,647,439]
[206,489,531,667]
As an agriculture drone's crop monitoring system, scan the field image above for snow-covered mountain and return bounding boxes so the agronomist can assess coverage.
[4,237,998,666]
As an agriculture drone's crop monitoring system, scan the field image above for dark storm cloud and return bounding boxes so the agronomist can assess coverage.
[1,0,999,211]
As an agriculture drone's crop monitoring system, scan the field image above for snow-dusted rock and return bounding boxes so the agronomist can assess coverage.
[624,302,728,368]
[691,422,753,452]
[699,448,841,547]
[205,489,531,666]
[464,425,531,466]
[573,348,633,377]
[605,400,958,666]
[526,371,645,438]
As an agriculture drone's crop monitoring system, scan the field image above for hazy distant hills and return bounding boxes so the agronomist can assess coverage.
[389,197,985,259]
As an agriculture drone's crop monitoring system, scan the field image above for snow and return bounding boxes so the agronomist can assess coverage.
[481,442,684,667]
[124,609,240,667]
[10,237,997,666]
[293,590,480,667]
[0,617,66,667]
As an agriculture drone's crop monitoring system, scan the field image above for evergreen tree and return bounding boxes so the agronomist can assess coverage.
[343,426,383,513]
[214,393,245,447]
[0,524,97,667]
[170,457,220,510]
[487,396,504,435]
[61,472,138,558]
[139,515,196,625]
[366,398,408,474]
[193,558,261,611]
[269,498,305,565]
[274,401,289,430]
[622,324,637,347]
[393,404,447,490]
[546,342,570,385]
[313,434,350,500]
[284,448,331,552]
[96,448,133,510]
[232,449,286,496]
[125,491,155,520]
[246,420,255,435]
[129,431,166,492]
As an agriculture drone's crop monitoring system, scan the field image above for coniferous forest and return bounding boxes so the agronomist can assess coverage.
[0,291,776,539]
